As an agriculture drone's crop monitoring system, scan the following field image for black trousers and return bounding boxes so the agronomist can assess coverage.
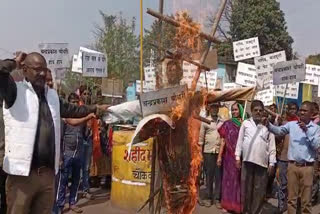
[241,162,268,214]
[0,167,7,214]
[203,153,221,201]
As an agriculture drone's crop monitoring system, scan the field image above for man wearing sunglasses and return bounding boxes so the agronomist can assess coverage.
[0,52,109,214]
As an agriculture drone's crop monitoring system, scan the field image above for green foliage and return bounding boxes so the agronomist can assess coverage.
[230,0,294,59]
[94,11,140,87]
[143,17,177,64]
[306,54,320,65]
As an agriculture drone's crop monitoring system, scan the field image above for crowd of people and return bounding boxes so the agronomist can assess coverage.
[198,100,320,214]
[0,52,111,214]
[1,51,320,214]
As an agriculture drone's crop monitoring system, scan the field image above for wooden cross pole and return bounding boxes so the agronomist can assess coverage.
[280,83,289,116]
[191,0,227,92]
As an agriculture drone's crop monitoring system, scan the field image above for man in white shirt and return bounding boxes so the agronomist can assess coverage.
[198,102,223,208]
[235,100,276,214]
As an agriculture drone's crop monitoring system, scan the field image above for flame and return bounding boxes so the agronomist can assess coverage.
[157,9,207,214]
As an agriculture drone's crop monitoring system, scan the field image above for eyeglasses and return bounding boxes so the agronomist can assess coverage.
[25,65,49,73]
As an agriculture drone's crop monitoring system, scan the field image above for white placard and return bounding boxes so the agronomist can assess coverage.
[255,89,274,106]
[140,85,187,117]
[71,55,81,73]
[136,80,156,93]
[144,66,156,81]
[235,62,257,87]
[275,83,299,99]
[181,61,217,90]
[254,51,286,89]
[233,37,260,61]
[39,43,70,77]
[72,47,102,73]
[302,64,320,85]
[273,60,305,85]
[223,83,241,91]
[82,52,107,77]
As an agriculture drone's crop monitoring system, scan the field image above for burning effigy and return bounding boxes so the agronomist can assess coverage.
[105,8,255,214]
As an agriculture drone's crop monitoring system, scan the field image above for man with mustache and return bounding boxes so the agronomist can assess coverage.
[268,101,320,214]
[0,52,109,214]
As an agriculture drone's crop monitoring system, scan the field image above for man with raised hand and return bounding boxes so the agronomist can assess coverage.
[0,52,109,214]
[268,101,320,214]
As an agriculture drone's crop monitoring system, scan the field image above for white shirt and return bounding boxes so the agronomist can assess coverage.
[235,118,276,168]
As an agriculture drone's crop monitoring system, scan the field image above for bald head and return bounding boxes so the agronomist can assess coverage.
[22,52,48,89]
[24,52,47,67]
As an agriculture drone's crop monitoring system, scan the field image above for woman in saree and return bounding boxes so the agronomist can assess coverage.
[217,102,245,213]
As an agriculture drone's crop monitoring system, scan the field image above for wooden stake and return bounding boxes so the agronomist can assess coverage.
[280,83,289,115]
[140,0,144,94]
[190,0,227,92]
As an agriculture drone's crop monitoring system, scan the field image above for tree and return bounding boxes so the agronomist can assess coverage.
[94,12,140,87]
[306,54,320,65]
[229,0,294,59]
[210,0,294,60]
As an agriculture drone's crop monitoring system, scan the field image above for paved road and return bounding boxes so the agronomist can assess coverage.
[65,188,320,214]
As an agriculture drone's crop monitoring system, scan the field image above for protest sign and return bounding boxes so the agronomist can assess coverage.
[273,60,305,85]
[140,85,187,117]
[255,89,274,106]
[254,51,286,89]
[235,62,257,87]
[302,64,320,85]
[72,47,102,73]
[39,43,69,69]
[275,83,299,99]
[71,55,82,73]
[181,61,217,90]
[144,66,156,86]
[136,80,156,93]
[223,83,241,91]
[233,37,260,61]
[82,51,107,77]
[101,78,123,97]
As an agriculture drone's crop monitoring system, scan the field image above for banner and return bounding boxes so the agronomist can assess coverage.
[303,64,320,85]
[233,37,260,61]
[140,85,187,117]
[254,51,286,89]
[255,89,274,106]
[275,83,299,99]
[273,60,305,85]
[235,62,257,87]
[82,51,107,77]
[39,43,69,69]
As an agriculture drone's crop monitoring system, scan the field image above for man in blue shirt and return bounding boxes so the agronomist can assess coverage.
[268,101,320,214]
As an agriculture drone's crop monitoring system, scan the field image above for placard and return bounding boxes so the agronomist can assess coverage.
[233,37,260,61]
[82,51,107,77]
[235,62,257,87]
[303,64,320,85]
[254,51,286,89]
[101,78,123,97]
[275,83,299,99]
[255,89,274,106]
[140,85,187,117]
[223,83,241,91]
[39,43,70,79]
[136,80,156,93]
[273,60,305,85]
[72,47,102,73]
